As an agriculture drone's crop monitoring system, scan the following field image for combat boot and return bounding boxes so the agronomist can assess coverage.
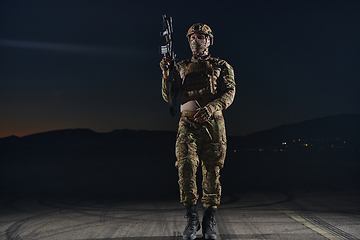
[183,204,200,240]
[202,206,217,239]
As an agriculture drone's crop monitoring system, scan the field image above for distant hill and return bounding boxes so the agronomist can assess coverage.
[228,113,360,151]
[0,128,177,149]
[247,113,359,140]
[1,114,359,150]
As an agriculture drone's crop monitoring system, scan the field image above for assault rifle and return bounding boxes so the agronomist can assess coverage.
[160,15,177,116]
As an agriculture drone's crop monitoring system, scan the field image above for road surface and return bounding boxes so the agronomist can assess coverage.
[1,189,359,240]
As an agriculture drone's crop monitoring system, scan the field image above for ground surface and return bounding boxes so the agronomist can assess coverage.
[1,189,359,240]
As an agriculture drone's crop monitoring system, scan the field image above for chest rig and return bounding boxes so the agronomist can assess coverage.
[178,57,222,104]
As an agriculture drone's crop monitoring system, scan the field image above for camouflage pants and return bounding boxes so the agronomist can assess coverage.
[175,111,227,209]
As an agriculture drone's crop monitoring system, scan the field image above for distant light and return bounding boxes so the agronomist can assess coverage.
[282,142,287,145]
[234,150,237,152]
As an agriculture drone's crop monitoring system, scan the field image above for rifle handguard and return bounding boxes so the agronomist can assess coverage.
[160,15,177,116]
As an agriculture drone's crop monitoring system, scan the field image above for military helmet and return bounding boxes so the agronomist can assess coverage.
[186,23,214,45]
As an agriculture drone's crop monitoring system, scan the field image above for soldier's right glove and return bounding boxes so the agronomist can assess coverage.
[159,57,173,78]
[159,58,168,72]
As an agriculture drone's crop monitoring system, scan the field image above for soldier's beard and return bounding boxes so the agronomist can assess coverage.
[190,39,209,57]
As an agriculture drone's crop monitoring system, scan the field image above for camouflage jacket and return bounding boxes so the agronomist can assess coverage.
[161,55,235,112]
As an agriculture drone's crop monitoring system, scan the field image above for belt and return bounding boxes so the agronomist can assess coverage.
[181,111,197,117]
[181,110,223,118]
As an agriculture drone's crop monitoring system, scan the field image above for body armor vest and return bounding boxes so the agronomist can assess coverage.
[178,57,221,105]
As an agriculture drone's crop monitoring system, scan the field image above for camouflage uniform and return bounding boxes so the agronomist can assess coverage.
[161,55,235,209]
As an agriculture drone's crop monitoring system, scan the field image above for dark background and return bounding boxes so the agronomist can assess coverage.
[1,0,359,138]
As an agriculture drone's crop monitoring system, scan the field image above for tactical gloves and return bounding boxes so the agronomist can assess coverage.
[160,57,172,78]
[194,105,215,123]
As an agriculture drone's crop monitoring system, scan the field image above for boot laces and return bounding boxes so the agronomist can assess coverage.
[184,214,199,230]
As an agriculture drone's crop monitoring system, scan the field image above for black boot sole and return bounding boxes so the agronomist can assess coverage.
[183,222,200,240]
[204,234,217,240]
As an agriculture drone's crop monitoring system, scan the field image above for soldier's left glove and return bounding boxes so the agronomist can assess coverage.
[194,105,215,123]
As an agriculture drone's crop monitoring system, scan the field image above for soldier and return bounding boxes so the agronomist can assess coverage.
[160,23,235,240]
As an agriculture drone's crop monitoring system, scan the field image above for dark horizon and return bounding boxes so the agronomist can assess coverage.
[1,113,359,154]
[1,112,359,139]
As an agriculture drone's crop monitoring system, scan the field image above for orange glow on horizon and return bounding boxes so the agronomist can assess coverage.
[0,125,65,138]
[0,129,42,138]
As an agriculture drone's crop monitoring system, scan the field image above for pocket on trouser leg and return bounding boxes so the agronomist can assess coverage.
[176,159,199,204]
[201,164,221,206]
[201,142,226,169]
[200,140,226,206]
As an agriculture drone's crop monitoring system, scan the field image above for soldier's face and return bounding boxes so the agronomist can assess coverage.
[189,33,210,56]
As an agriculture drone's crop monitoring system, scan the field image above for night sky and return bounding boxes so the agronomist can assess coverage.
[1,0,359,138]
